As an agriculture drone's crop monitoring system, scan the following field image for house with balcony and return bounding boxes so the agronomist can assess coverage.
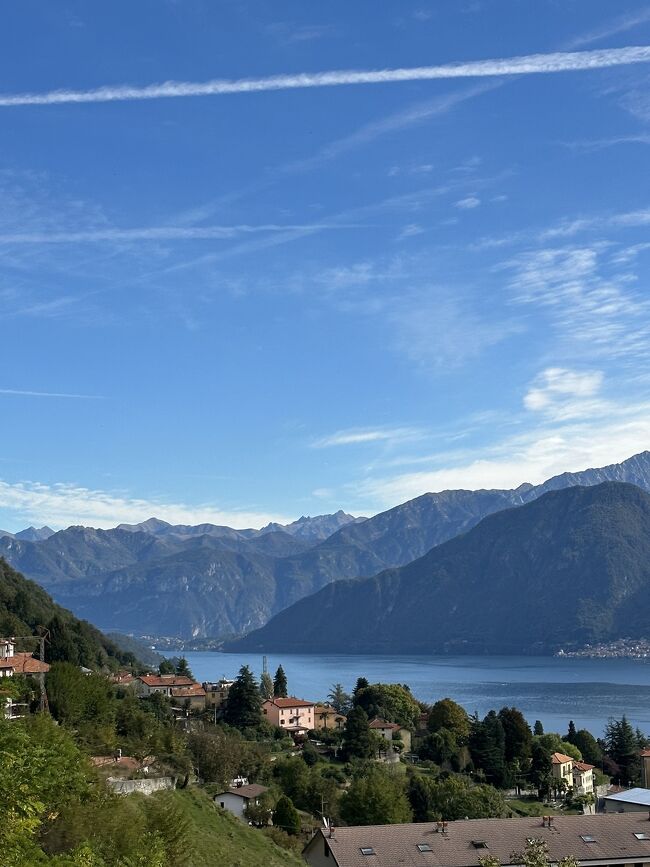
[262,696,315,733]
[551,752,575,789]
[203,679,234,708]
[572,761,595,796]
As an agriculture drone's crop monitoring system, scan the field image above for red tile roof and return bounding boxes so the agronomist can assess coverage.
[640,749,650,757]
[216,783,268,800]
[573,761,595,772]
[138,675,194,688]
[369,718,400,731]
[265,696,315,708]
[551,752,574,764]
[171,685,206,698]
[0,652,49,674]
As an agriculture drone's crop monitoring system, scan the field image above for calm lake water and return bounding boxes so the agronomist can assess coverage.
[161,652,650,737]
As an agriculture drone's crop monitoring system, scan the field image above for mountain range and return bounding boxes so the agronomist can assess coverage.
[1,452,650,642]
[228,482,650,654]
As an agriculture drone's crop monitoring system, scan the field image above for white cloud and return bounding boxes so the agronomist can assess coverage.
[353,400,650,508]
[397,223,425,240]
[524,367,605,418]
[455,195,481,209]
[312,427,424,448]
[1,46,649,106]
[0,479,291,531]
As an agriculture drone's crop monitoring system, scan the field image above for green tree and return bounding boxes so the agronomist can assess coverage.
[604,715,641,784]
[341,706,373,760]
[420,728,459,766]
[0,713,89,865]
[536,733,582,761]
[353,677,369,697]
[328,683,351,713]
[407,774,506,822]
[533,720,544,736]
[273,665,288,698]
[469,711,507,787]
[498,707,532,764]
[341,765,412,825]
[175,657,193,679]
[223,665,263,731]
[530,740,552,798]
[571,729,602,767]
[428,698,470,742]
[47,614,80,665]
[273,795,301,835]
[353,683,420,729]
[260,670,274,700]
[158,659,175,675]
[567,720,577,743]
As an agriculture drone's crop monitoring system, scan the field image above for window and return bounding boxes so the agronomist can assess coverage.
[220,802,225,808]
[360,847,376,856]
[417,843,433,852]
[580,836,597,843]
[634,833,650,841]
[472,841,489,849]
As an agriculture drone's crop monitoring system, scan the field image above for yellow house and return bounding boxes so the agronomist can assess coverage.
[551,752,575,788]
[314,704,347,730]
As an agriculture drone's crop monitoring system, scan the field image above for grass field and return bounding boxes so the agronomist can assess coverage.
[167,787,305,867]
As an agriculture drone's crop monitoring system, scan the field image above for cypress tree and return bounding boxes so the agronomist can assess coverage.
[567,720,577,743]
[175,657,193,679]
[533,720,544,736]
[273,665,288,698]
[341,706,373,760]
[260,670,274,700]
[223,665,263,731]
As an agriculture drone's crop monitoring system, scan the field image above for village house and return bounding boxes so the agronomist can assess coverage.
[262,696,315,733]
[369,717,412,753]
[551,751,595,796]
[0,638,49,678]
[134,674,195,697]
[213,783,269,822]
[572,760,596,796]
[109,670,134,686]
[303,813,650,867]
[203,679,234,708]
[551,751,575,789]
[603,788,650,813]
[314,704,347,730]
[170,682,206,711]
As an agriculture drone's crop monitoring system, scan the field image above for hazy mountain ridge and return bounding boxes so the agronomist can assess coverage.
[2,451,650,639]
[228,482,650,654]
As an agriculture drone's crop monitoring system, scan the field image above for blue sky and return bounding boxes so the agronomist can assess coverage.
[2,1,650,530]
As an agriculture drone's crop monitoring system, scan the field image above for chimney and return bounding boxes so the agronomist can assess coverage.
[329,825,335,838]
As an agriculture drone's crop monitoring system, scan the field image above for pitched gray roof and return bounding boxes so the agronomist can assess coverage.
[305,813,650,867]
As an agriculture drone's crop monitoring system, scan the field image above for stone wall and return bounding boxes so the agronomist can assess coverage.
[106,776,175,796]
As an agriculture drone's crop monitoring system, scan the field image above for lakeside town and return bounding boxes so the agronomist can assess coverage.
[5,631,650,865]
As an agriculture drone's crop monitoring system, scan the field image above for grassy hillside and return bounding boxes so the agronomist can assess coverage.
[0,557,136,669]
[168,788,305,867]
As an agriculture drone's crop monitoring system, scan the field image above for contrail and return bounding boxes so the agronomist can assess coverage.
[1,46,649,107]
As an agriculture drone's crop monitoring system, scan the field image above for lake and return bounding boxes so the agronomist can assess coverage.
[159,651,650,737]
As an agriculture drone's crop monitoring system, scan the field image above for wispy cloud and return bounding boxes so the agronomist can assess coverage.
[1,47,649,107]
[0,478,291,531]
[351,395,650,508]
[505,244,650,359]
[312,426,424,448]
[568,9,650,49]
[0,388,102,399]
[0,223,357,245]
[455,195,481,209]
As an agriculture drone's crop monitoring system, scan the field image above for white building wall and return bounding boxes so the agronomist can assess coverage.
[215,792,248,821]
